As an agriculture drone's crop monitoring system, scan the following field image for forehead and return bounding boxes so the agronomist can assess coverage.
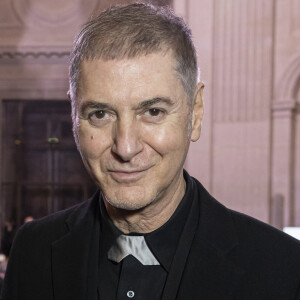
[78,52,186,104]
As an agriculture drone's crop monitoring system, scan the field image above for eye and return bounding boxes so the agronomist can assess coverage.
[146,108,161,117]
[88,110,113,126]
[145,108,165,117]
[93,110,107,119]
[142,108,166,122]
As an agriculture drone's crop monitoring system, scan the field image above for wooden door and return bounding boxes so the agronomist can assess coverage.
[1,100,96,229]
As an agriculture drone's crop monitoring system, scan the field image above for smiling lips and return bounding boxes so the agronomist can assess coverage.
[109,168,150,182]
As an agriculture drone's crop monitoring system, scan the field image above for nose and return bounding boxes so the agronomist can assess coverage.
[111,118,143,162]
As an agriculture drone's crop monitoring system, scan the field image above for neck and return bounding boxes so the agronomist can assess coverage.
[104,176,186,234]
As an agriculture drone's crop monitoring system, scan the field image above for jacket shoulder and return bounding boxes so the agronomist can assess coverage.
[19,190,100,243]
[229,209,300,257]
[193,175,300,252]
[191,176,300,297]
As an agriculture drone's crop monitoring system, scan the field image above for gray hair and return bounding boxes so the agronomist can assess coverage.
[69,3,198,107]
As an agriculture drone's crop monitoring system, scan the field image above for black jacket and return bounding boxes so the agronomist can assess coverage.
[1,175,300,299]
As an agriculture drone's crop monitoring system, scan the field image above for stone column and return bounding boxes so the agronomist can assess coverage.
[271,99,297,226]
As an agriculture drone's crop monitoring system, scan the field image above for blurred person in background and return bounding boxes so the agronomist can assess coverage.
[0,221,15,258]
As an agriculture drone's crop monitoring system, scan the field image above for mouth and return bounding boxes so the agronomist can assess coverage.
[108,167,150,183]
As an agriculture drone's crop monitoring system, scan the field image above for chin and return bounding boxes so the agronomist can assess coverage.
[104,189,158,212]
[106,200,145,211]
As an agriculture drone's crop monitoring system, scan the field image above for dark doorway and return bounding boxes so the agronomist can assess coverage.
[1,100,96,230]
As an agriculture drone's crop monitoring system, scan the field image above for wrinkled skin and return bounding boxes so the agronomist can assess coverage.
[72,51,204,232]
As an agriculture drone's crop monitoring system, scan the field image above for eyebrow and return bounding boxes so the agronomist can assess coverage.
[79,101,112,115]
[79,97,174,115]
[135,97,174,110]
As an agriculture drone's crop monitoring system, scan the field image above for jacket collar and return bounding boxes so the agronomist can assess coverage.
[50,176,245,300]
[175,179,245,299]
[51,191,100,300]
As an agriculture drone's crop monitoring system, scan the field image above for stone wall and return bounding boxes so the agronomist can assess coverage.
[175,0,300,227]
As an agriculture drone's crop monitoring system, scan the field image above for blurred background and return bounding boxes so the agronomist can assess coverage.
[0,0,299,257]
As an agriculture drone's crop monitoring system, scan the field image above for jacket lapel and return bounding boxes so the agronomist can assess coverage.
[176,239,244,299]
[50,178,245,299]
[51,192,100,300]
[176,182,245,299]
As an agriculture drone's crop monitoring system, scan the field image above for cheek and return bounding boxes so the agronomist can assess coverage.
[144,122,188,156]
[77,123,111,160]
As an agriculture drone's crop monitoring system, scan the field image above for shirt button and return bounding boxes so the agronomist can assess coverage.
[127,290,135,298]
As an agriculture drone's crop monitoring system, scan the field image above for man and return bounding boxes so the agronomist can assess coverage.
[1,3,300,300]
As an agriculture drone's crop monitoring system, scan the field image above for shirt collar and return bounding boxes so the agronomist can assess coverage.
[144,170,193,271]
[99,170,194,271]
[99,197,122,255]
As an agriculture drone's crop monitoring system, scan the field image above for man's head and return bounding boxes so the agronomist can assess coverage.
[69,3,198,106]
[68,3,204,227]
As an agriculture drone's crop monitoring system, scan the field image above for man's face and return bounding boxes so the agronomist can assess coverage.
[74,51,202,212]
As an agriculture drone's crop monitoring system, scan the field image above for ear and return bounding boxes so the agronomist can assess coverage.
[67,90,71,101]
[190,82,204,142]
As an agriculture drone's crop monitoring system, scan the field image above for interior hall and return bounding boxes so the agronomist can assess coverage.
[0,0,299,279]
